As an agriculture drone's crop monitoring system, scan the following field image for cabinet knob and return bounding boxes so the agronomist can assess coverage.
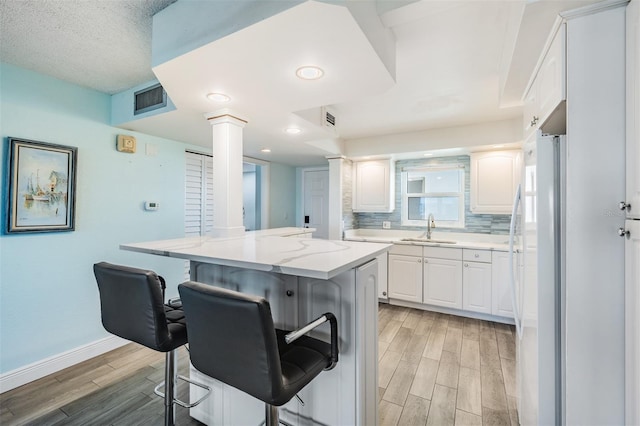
[620,201,631,211]
[382,291,387,296]
[418,259,422,263]
[618,227,630,238]
[474,254,479,258]
[464,263,469,267]
[286,290,294,297]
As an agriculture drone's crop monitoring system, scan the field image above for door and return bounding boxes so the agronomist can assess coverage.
[388,254,422,303]
[423,257,462,309]
[303,169,329,239]
[462,261,492,314]
[491,251,513,317]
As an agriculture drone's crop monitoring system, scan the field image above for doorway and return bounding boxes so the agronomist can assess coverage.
[301,168,329,239]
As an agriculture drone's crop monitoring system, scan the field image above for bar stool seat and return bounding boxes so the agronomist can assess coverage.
[93,262,208,426]
[178,281,338,426]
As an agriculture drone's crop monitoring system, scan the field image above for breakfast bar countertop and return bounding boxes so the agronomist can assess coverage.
[120,227,391,280]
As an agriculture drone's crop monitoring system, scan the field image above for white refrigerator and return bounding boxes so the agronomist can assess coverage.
[510,129,626,425]
[509,5,627,425]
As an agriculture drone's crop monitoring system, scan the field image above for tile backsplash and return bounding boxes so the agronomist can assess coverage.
[353,155,512,235]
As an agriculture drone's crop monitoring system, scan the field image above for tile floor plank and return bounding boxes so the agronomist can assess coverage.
[409,356,439,400]
[426,384,457,426]
[456,367,482,416]
[398,394,430,426]
[454,409,482,426]
[380,400,403,426]
[383,360,420,406]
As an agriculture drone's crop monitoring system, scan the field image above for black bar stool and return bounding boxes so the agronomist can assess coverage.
[178,281,338,426]
[93,262,210,426]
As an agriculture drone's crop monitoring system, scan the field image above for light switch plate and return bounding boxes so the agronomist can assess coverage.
[117,135,136,153]
[382,221,391,229]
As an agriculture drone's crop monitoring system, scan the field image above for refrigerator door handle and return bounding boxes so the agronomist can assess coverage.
[509,183,523,339]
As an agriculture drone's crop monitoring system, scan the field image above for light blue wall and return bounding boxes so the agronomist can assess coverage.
[0,63,192,374]
[269,163,296,228]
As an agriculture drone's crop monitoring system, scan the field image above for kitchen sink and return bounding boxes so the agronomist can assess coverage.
[400,238,457,244]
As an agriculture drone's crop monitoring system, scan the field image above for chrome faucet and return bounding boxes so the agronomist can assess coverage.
[426,213,435,239]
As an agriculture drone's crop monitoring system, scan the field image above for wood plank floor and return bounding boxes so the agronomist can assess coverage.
[0,304,517,425]
[378,303,518,426]
[0,345,204,426]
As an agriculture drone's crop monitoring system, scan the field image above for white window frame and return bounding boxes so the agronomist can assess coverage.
[400,165,465,228]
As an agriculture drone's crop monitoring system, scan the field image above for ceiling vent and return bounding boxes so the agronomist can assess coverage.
[322,106,338,136]
[134,83,167,115]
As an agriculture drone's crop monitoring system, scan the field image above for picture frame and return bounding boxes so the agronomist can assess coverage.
[6,137,77,233]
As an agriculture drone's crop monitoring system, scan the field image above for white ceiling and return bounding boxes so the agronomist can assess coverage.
[0,0,603,166]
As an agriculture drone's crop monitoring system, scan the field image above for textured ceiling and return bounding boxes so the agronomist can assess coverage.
[0,0,176,94]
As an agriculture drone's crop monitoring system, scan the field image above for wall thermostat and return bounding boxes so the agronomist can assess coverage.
[144,201,159,211]
[117,135,137,153]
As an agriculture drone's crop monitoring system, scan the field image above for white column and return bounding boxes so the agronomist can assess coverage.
[327,156,345,240]
[205,111,247,238]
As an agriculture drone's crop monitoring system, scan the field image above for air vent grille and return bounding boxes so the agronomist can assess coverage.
[134,83,167,115]
[325,111,336,127]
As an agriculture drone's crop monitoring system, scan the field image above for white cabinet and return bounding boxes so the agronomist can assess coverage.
[423,248,462,309]
[523,22,566,139]
[352,159,395,212]
[470,150,521,214]
[462,250,492,314]
[377,251,389,299]
[491,251,513,318]
[388,253,423,303]
[627,0,640,220]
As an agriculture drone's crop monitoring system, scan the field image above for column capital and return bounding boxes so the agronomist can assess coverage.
[204,109,248,127]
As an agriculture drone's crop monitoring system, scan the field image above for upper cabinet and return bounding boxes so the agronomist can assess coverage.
[470,150,521,214]
[523,21,567,139]
[352,159,395,213]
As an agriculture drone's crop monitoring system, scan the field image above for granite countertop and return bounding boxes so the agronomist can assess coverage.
[121,227,391,280]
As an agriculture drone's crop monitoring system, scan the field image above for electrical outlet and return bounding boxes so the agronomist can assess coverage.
[382,221,391,229]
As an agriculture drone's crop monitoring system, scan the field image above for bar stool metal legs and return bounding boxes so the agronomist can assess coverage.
[164,349,177,426]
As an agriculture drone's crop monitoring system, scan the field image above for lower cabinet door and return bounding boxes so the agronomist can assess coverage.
[463,261,492,314]
[491,251,513,317]
[423,258,462,309]
[388,254,423,303]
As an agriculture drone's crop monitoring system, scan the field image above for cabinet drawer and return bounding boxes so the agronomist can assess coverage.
[463,249,491,263]
[423,246,462,260]
[390,244,423,257]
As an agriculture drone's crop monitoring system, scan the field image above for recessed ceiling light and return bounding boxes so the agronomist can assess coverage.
[423,153,433,157]
[206,92,230,102]
[296,66,324,80]
[261,148,271,153]
[285,127,301,135]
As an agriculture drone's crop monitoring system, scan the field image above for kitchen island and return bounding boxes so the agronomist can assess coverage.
[121,228,390,426]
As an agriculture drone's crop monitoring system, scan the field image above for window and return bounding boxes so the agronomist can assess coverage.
[401,165,465,228]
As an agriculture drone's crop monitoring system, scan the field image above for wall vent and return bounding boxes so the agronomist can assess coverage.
[134,83,167,115]
[321,106,337,136]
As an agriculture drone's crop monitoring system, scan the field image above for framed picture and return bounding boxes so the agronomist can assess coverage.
[6,137,77,233]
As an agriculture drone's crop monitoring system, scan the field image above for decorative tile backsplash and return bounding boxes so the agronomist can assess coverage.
[354,155,512,235]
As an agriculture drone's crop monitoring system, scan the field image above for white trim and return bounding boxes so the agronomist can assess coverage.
[560,0,629,20]
[0,335,128,393]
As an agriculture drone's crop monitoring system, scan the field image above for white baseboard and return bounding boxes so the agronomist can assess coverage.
[0,335,128,393]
